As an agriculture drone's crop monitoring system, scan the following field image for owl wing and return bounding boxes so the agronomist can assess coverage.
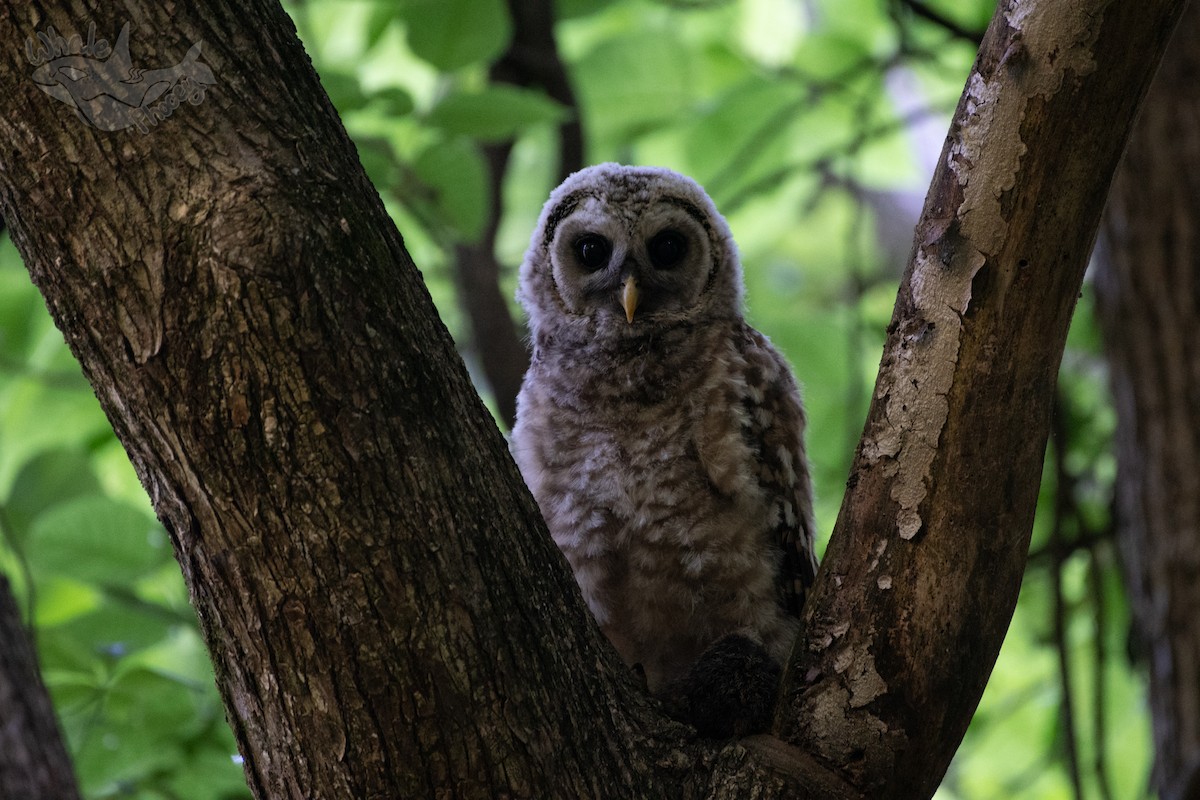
[736,324,818,618]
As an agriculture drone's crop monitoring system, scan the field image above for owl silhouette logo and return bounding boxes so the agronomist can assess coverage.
[27,22,215,134]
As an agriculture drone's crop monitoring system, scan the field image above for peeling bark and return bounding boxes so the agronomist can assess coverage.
[1096,5,1200,797]
[777,1,1185,796]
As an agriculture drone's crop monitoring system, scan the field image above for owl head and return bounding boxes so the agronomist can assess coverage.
[518,164,744,348]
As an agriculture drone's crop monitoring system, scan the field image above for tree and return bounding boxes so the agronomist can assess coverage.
[0,0,1184,798]
[1096,4,1200,797]
[0,575,81,800]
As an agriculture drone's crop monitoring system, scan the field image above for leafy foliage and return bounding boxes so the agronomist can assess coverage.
[0,231,245,799]
[0,0,1150,797]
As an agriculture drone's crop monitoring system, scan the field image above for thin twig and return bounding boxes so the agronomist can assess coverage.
[706,51,905,203]
[1050,392,1085,800]
[1027,528,1109,566]
[1089,547,1115,800]
[721,99,954,215]
[839,89,875,459]
[896,0,986,44]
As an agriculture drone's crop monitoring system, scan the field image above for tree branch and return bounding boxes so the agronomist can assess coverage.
[1088,549,1115,800]
[452,0,584,428]
[775,1,1187,796]
[1051,399,1085,800]
[0,3,642,796]
[1094,3,1200,795]
[452,142,527,428]
[0,575,81,800]
[895,0,986,45]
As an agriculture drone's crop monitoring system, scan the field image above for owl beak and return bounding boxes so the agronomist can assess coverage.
[621,276,639,323]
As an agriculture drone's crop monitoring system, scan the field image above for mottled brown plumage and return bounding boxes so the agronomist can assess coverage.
[511,164,817,693]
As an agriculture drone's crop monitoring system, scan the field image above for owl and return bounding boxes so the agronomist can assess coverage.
[511,163,817,707]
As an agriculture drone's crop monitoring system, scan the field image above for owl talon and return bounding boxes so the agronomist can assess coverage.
[663,634,781,739]
[631,661,648,690]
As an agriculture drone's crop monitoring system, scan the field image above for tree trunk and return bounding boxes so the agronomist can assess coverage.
[0,576,82,800]
[776,1,1186,796]
[1,4,660,797]
[1096,6,1200,797]
[0,1,1182,799]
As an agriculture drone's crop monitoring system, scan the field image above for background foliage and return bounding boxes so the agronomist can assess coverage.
[0,0,1149,797]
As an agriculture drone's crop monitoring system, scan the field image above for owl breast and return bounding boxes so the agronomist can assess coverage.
[511,322,799,690]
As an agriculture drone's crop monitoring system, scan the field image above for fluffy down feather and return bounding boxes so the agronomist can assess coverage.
[511,164,817,699]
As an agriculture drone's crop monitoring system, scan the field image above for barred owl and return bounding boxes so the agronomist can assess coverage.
[511,164,817,731]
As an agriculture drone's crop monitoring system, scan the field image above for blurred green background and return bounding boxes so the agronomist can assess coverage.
[0,1,1146,797]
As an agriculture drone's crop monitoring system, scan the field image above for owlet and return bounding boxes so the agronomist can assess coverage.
[511,164,817,717]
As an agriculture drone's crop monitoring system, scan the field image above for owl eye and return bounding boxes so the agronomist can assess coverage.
[648,230,687,269]
[574,234,612,271]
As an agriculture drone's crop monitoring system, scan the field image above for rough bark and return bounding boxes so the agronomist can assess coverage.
[776,1,1186,797]
[0,575,82,800]
[0,3,663,797]
[0,0,1183,798]
[1096,5,1200,797]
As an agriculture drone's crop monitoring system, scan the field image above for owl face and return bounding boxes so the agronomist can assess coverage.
[520,164,744,345]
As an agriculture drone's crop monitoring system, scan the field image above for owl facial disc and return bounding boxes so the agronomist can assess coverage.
[518,163,748,347]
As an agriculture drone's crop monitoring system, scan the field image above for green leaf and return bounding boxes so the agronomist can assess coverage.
[919,0,992,35]
[26,495,170,586]
[0,379,114,491]
[30,576,101,628]
[401,0,512,71]
[332,80,413,119]
[0,266,42,364]
[426,86,568,141]
[793,31,873,80]
[72,668,196,796]
[357,139,401,193]
[412,138,489,242]
[371,86,416,116]
[684,77,799,192]
[364,3,403,50]
[125,625,216,690]
[5,448,102,542]
[165,742,252,800]
[48,603,175,660]
[553,0,620,20]
[320,70,372,114]
[573,31,692,141]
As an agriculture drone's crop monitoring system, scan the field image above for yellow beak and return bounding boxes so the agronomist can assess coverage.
[622,276,639,324]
